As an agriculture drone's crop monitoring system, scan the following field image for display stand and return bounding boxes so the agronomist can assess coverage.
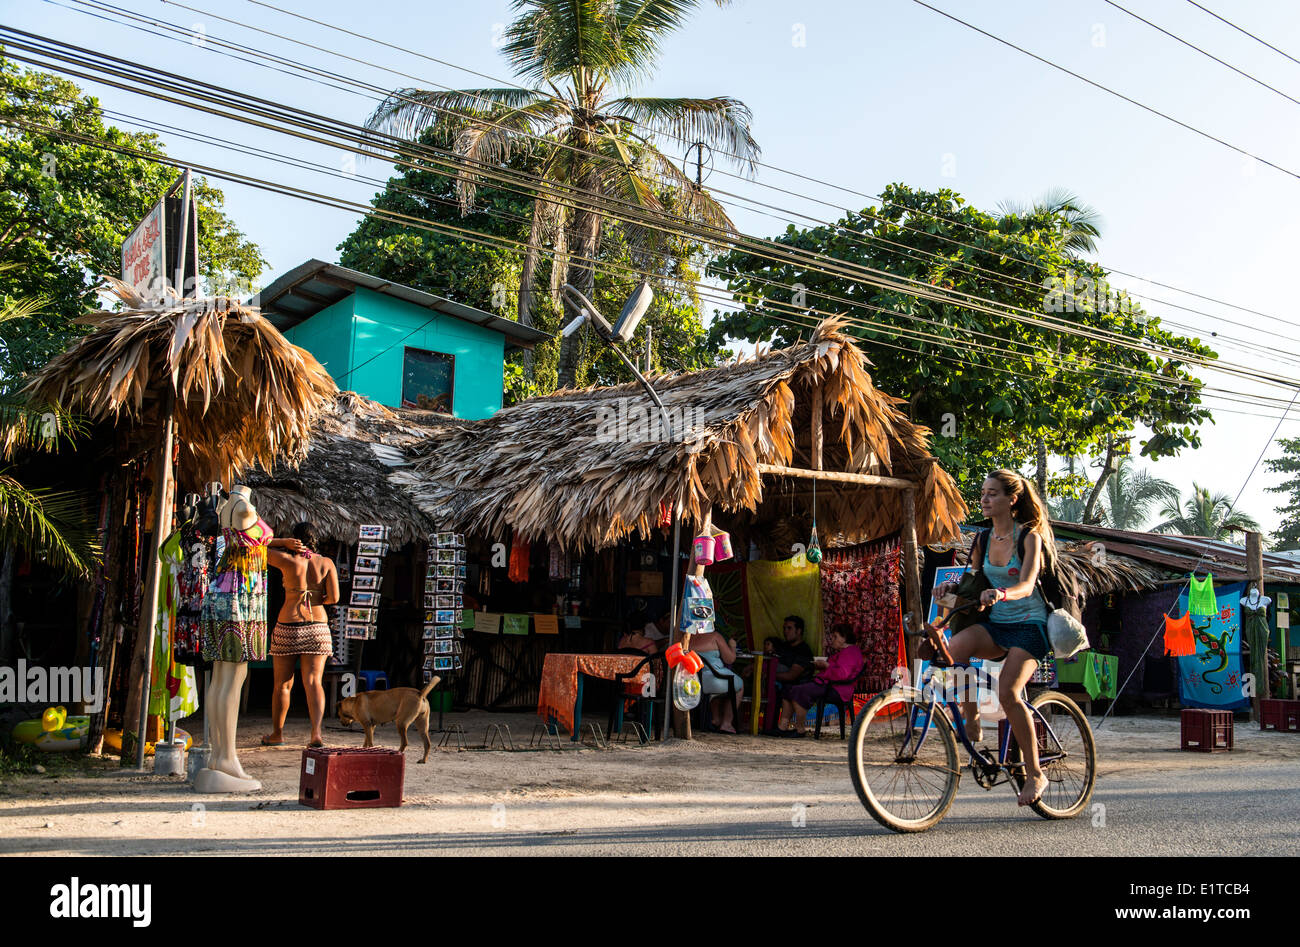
[424,530,465,733]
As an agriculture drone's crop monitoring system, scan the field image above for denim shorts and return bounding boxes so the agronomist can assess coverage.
[986,620,1050,661]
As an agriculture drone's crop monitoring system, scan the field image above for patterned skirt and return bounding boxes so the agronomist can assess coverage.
[270,620,333,656]
[200,561,268,663]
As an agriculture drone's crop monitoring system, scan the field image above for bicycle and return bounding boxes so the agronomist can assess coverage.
[848,647,1096,833]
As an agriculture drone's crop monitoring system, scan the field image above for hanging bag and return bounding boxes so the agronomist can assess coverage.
[1019,529,1089,659]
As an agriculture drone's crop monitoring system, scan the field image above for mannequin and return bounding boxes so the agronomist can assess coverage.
[194,486,268,793]
[1242,587,1271,611]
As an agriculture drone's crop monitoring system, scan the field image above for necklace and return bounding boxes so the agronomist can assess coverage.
[992,525,1013,541]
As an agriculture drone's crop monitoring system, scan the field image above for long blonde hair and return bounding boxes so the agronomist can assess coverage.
[987,469,1057,563]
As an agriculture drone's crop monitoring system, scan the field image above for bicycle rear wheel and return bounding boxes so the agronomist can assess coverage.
[849,689,960,833]
[1011,691,1097,819]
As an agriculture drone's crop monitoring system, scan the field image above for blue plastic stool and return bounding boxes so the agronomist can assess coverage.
[357,670,388,692]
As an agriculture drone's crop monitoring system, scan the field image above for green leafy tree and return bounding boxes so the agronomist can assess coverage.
[708,184,1215,508]
[1153,483,1260,539]
[364,0,756,389]
[1264,436,1300,549]
[338,128,720,400]
[0,56,264,380]
[1099,457,1179,531]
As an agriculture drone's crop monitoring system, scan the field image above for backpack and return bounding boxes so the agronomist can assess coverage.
[975,526,1083,621]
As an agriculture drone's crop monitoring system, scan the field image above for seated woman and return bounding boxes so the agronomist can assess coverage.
[690,629,744,733]
[778,624,863,738]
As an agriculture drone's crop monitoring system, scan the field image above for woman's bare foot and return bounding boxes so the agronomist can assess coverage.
[260,733,284,747]
[964,714,982,744]
[1018,771,1048,807]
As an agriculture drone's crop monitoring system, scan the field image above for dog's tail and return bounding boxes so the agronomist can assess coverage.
[419,675,442,701]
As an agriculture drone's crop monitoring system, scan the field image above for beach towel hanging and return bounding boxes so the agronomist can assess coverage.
[1164,612,1195,658]
[1188,572,1217,616]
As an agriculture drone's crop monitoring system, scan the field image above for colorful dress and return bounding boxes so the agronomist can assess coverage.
[200,517,272,663]
[149,532,200,723]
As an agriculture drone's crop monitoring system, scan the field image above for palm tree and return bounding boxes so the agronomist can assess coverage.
[1100,457,1179,531]
[1153,483,1261,539]
[0,271,98,578]
[997,186,1104,255]
[365,0,758,389]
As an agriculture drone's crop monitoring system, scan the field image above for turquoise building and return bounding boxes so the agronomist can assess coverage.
[259,260,549,419]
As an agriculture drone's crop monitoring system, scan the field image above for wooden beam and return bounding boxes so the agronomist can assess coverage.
[901,488,923,680]
[757,463,914,490]
[811,385,823,472]
[287,284,337,307]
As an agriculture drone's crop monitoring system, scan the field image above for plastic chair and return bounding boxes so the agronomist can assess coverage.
[357,670,388,692]
[813,681,858,739]
[609,653,665,739]
[695,661,740,733]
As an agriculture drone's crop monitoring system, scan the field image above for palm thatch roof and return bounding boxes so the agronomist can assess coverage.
[245,392,464,547]
[25,282,336,484]
[394,318,968,551]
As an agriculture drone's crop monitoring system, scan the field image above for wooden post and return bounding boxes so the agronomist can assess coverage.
[123,394,176,767]
[1246,531,1267,719]
[673,506,712,740]
[811,385,823,472]
[901,488,923,682]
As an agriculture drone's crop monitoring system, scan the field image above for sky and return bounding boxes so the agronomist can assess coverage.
[5,0,1300,534]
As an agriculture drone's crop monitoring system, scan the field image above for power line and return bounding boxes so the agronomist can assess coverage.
[78,0,1300,336]
[1186,0,1300,69]
[1103,0,1300,109]
[12,24,1266,386]
[911,0,1300,181]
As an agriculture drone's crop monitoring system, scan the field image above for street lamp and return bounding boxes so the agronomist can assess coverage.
[560,282,682,742]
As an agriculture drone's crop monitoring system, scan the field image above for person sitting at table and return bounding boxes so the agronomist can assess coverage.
[777,624,863,738]
[618,611,669,654]
[763,615,815,732]
[691,629,744,733]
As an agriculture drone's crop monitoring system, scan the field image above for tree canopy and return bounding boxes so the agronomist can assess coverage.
[1265,436,1300,550]
[338,128,722,401]
[707,184,1216,506]
[0,56,264,382]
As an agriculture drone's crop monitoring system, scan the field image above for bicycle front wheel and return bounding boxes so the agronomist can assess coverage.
[1013,691,1097,820]
[849,689,960,833]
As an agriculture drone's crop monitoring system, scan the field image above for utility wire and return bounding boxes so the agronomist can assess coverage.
[911,0,1300,181]
[86,0,1300,334]
[1186,0,1300,69]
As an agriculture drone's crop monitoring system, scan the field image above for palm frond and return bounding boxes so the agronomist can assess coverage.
[0,472,100,578]
[606,95,759,174]
[364,87,550,148]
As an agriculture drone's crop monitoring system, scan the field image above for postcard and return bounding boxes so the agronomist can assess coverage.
[344,623,370,640]
[354,556,381,574]
[434,624,456,639]
[436,548,456,563]
[346,607,375,623]
[350,590,377,607]
[352,574,378,591]
[436,595,454,609]
[435,609,455,624]
[357,541,388,559]
[359,524,389,541]
[433,657,453,671]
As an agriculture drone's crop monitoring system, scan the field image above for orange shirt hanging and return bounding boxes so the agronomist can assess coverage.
[1164,613,1195,657]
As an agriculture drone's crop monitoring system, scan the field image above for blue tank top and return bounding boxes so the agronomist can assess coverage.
[983,524,1047,624]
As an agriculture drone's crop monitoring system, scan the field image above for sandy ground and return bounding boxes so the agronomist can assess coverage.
[1,707,1298,855]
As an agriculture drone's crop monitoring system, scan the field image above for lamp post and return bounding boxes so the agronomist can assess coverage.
[559,283,682,742]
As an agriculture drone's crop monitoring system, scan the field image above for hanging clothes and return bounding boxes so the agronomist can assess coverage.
[508,532,530,583]
[149,532,199,723]
[1164,612,1196,657]
[1188,572,1217,616]
[200,518,272,663]
[819,543,903,695]
[174,521,211,666]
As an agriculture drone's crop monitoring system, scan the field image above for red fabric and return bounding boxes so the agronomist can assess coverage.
[1164,613,1195,657]
[537,653,649,734]
[815,646,866,701]
[819,545,904,695]
[508,533,530,583]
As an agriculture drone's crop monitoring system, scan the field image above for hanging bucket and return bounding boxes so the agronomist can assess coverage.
[693,534,715,566]
[712,531,733,561]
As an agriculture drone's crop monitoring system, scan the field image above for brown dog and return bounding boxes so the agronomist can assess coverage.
[338,676,441,763]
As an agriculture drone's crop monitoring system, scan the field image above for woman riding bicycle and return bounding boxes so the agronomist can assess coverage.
[935,469,1055,808]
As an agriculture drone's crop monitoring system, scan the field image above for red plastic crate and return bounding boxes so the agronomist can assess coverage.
[298,747,405,810]
[1180,709,1233,752]
[1259,699,1300,732]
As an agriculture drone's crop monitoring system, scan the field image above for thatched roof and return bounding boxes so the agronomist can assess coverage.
[394,318,968,551]
[246,392,464,547]
[26,282,336,484]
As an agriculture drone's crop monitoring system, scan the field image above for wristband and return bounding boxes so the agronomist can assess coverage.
[997,587,1008,602]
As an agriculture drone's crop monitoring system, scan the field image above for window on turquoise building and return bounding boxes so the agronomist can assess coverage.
[402,347,455,413]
